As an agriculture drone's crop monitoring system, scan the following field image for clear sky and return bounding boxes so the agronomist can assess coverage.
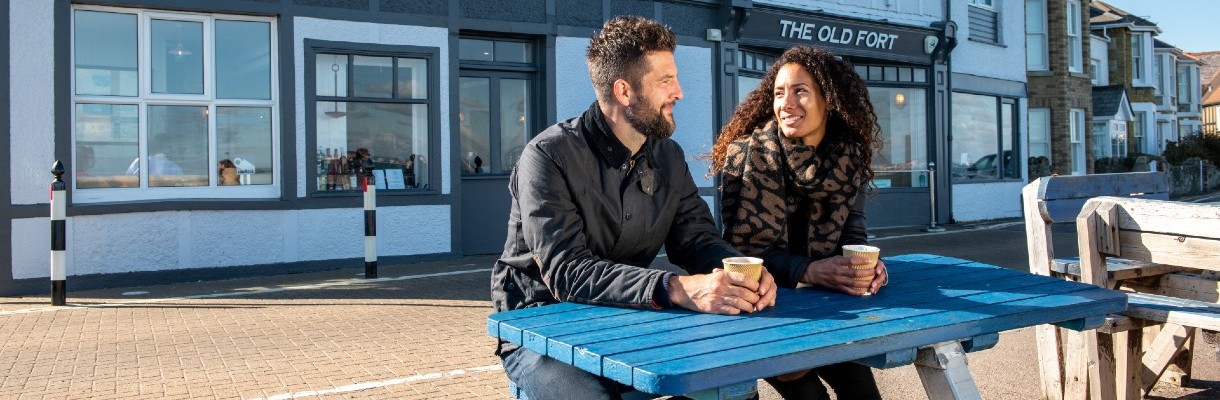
[1100,0,1220,53]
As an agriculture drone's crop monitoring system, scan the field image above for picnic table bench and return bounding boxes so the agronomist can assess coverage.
[487,254,1126,400]
[1022,172,1220,399]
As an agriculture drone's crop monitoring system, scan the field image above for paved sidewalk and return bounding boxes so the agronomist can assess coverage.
[3,222,1219,399]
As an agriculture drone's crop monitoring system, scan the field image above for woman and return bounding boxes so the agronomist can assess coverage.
[710,46,888,399]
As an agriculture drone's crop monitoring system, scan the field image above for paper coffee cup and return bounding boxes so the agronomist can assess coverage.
[842,245,880,282]
[722,256,763,282]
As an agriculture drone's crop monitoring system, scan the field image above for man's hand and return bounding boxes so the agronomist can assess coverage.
[667,268,778,314]
[800,256,889,296]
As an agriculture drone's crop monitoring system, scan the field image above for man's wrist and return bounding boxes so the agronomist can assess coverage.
[653,272,676,309]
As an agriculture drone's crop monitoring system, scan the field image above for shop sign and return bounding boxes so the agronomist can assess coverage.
[741,9,936,63]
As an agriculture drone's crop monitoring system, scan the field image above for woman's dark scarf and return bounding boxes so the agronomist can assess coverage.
[721,121,862,259]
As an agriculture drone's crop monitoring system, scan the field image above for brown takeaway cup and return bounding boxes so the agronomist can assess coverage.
[722,256,764,282]
[842,244,880,287]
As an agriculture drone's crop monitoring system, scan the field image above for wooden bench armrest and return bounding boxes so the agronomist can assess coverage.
[1051,258,1196,284]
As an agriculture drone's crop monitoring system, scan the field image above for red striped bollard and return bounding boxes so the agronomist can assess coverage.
[50,161,67,305]
[362,159,377,279]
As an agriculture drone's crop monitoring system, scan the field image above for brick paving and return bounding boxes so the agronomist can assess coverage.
[3,223,1219,399]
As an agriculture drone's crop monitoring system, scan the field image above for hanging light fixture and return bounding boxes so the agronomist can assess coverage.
[894,91,907,109]
[168,24,192,59]
[325,63,347,118]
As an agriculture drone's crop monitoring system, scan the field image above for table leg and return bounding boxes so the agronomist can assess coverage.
[915,341,982,400]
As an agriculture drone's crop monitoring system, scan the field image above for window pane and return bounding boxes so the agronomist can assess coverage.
[217,107,273,185]
[216,20,271,100]
[74,104,139,188]
[397,58,428,99]
[151,19,204,94]
[74,10,138,96]
[316,102,428,191]
[147,105,208,187]
[1001,103,1016,179]
[913,68,928,83]
[352,55,393,98]
[951,92,999,181]
[459,39,494,61]
[460,77,491,174]
[495,41,530,63]
[501,79,530,173]
[868,87,928,188]
[316,54,348,97]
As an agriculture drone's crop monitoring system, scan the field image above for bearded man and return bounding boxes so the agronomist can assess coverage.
[490,16,778,400]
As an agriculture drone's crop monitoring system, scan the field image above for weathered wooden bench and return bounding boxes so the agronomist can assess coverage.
[1073,196,1220,399]
[1020,172,1179,399]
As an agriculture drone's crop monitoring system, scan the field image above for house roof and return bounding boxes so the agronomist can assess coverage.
[1204,72,1220,106]
[1093,85,1129,118]
[1090,1,1162,33]
[1192,51,1220,83]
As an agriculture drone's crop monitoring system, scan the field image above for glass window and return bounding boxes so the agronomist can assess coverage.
[1070,109,1085,175]
[1028,108,1052,178]
[868,87,928,188]
[1132,112,1145,153]
[952,92,1018,182]
[459,38,533,64]
[215,20,271,100]
[459,37,540,176]
[314,50,433,192]
[1092,122,1108,158]
[150,19,204,95]
[1066,0,1083,73]
[1025,0,1048,71]
[1132,35,1144,82]
[71,6,279,203]
[74,10,138,96]
[1111,120,1128,157]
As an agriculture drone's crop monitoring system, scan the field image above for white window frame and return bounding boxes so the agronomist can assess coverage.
[971,0,996,8]
[1026,0,1049,71]
[1132,33,1148,86]
[1132,112,1146,154]
[1066,0,1083,73]
[1028,108,1051,164]
[71,5,280,203]
[1069,109,1086,175]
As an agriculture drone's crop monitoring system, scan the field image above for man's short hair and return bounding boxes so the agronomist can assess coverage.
[586,16,677,104]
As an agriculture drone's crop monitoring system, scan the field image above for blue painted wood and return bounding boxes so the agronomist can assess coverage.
[488,302,594,339]
[961,333,1001,352]
[486,254,1127,396]
[572,264,1024,378]
[1053,315,1106,331]
[855,348,917,369]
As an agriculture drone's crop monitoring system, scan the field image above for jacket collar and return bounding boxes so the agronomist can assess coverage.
[579,102,653,169]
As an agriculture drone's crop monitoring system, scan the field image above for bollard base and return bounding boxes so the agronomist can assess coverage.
[922,225,946,233]
[365,261,378,279]
[51,280,66,306]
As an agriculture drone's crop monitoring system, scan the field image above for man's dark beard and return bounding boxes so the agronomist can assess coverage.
[625,98,675,140]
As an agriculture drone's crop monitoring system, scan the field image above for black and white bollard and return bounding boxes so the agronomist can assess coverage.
[50,161,67,305]
[362,159,377,279]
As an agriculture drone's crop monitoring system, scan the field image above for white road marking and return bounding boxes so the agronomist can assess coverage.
[871,221,1023,241]
[248,364,504,400]
[0,266,488,316]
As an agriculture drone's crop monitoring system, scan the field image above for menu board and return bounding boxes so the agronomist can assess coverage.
[385,169,406,190]
[372,169,388,190]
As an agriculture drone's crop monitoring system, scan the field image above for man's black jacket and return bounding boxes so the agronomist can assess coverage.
[491,103,739,322]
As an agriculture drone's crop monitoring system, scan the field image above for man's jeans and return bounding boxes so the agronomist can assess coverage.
[501,346,632,400]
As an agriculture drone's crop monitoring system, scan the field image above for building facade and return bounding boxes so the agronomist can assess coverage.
[1026,0,1092,176]
[3,0,1025,294]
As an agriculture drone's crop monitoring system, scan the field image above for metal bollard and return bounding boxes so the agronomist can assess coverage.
[50,161,67,305]
[362,159,377,279]
[922,162,945,233]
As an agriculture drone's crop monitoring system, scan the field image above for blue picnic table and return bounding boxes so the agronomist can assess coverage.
[487,254,1128,400]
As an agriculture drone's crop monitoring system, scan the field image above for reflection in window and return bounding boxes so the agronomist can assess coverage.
[867,87,928,188]
[74,10,138,96]
[951,92,1019,182]
[315,51,432,192]
[459,37,537,176]
[460,77,491,174]
[71,7,279,201]
[150,19,203,95]
[74,104,139,188]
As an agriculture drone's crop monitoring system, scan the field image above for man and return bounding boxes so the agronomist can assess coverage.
[491,16,778,400]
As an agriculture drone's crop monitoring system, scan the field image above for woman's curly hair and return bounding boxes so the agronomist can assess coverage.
[709,46,880,185]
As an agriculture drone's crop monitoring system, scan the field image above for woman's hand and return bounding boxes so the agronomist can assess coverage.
[800,256,886,296]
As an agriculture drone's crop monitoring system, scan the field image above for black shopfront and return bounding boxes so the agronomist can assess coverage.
[719,7,955,228]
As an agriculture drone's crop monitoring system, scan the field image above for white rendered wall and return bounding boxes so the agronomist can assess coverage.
[11,206,451,279]
[293,17,451,196]
[9,0,55,205]
[950,0,1028,83]
[951,181,1023,222]
[1091,36,1110,85]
